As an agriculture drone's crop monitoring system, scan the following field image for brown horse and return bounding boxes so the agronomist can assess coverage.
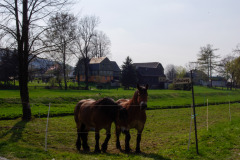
[116,84,148,153]
[74,97,127,153]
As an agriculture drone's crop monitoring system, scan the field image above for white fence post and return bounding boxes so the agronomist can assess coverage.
[45,103,51,151]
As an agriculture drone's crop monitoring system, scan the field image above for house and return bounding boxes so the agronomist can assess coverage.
[187,70,227,87]
[29,57,54,80]
[79,57,120,84]
[44,63,74,81]
[211,76,227,87]
[186,70,208,85]
[111,61,121,80]
[133,62,166,89]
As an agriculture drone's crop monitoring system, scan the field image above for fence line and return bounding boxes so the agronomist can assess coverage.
[1,101,240,153]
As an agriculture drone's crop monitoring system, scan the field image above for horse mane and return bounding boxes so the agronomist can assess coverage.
[95,97,116,106]
[129,90,139,105]
[128,85,148,106]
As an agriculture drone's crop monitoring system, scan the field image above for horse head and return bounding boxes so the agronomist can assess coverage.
[136,84,149,110]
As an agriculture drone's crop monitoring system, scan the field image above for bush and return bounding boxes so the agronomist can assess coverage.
[0,82,19,90]
[48,78,56,87]
[168,83,191,90]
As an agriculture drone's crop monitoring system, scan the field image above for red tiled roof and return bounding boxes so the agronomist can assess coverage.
[89,57,107,64]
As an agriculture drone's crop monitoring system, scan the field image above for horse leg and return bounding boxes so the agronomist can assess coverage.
[136,130,143,153]
[80,124,90,151]
[94,130,101,153]
[116,126,121,150]
[124,130,131,152]
[76,128,81,151]
[101,128,111,152]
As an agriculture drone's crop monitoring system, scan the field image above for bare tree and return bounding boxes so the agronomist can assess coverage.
[218,55,235,79]
[218,54,240,90]
[185,61,199,72]
[233,44,240,55]
[73,15,100,90]
[91,31,111,58]
[0,0,72,120]
[165,64,177,81]
[197,44,220,87]
[44,12,77,90]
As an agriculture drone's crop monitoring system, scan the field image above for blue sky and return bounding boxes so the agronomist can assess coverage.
[73,0,240,69]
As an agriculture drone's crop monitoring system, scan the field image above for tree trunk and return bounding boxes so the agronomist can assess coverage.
[18,47,31,120]
[63,42,67,90]
[77,71,80,88]
[210,56,212,87]
[63,62,67,90]
[20,0,31,121]
[20,69,31,121]
[84,59,89,90]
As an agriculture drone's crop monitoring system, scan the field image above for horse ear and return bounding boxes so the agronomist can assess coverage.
[137,83,140,90]
[145,84,149,90]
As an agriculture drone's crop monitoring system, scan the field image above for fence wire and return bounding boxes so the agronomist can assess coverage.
[1,101,240,152]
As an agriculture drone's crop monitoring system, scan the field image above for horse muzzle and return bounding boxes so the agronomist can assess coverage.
[140,101,147,110]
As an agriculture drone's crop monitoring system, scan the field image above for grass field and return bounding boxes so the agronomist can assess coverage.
[0,86,240,159]
[0,103,240,159]
[0,86,240,120]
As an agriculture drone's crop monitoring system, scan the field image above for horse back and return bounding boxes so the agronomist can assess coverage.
[76,98,119,130]
[74,99,96,128]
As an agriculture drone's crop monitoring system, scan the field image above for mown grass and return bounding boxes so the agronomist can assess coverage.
[0,103,240,159]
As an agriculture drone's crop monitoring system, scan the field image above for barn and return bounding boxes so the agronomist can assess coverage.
[133,62,166,89]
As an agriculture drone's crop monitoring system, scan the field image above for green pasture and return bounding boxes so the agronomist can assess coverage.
[0,86,240,119]
[0,103,240,159]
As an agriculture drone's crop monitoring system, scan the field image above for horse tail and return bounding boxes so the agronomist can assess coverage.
[74,100,85,129]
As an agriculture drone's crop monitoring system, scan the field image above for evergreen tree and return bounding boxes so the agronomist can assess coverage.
[74,58,84,87]
[121,56,137,89]
[0,49,18,85]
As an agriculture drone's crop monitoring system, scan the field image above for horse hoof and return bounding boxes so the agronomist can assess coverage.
[116,146,122,150]
[135,149,141,154]
[76,146,81,151]
[101,145,107,153]
[83,146,90,152]
[125,148,131,153]
[94,149,101,153]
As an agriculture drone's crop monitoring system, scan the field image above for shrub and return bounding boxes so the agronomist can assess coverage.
[48,78,56,87]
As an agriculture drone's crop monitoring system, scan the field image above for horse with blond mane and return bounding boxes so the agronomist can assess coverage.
[116,84,149,153]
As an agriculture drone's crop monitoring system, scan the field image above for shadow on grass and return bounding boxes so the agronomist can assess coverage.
[126,151,171,160]
[77,150,171,160]
[0,120,28,151]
